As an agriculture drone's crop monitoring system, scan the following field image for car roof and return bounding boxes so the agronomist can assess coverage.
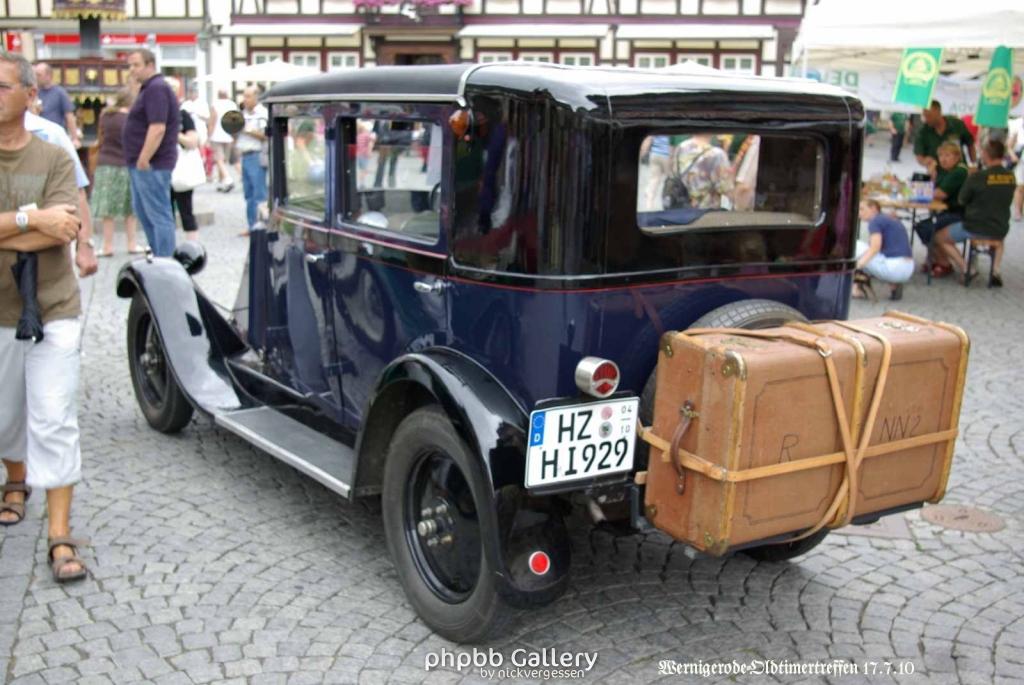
[263,62,858,110]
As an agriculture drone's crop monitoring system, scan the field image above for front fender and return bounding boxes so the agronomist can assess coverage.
[357,349,566,605]
[117,257,242,414]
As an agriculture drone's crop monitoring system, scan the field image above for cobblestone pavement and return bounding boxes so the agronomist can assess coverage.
[2,135,1024,685]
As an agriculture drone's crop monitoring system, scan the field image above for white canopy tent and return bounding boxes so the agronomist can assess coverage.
[195,59,320,84]
[793,0,1024,113]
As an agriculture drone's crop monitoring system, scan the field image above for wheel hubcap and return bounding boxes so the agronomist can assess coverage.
[135,313,168,407]
[405,452,482,602]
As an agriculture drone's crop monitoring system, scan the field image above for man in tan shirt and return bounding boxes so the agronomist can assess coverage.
[0,51,95,582]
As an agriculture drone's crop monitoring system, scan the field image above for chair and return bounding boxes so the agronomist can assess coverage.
[961,239,1003,288]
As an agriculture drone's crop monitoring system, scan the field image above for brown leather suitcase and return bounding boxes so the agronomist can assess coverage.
[639,311,969,555]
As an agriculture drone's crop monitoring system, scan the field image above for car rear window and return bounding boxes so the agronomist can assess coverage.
[636,133,824,233]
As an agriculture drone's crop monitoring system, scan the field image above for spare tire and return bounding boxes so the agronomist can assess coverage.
[638,299,807,427]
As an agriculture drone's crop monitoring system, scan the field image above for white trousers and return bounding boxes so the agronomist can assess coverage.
[0,318,82,489]
[855,240,914,284]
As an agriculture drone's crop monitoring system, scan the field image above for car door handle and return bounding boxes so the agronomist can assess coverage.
[414,280,447,294]
[305,253,325,264]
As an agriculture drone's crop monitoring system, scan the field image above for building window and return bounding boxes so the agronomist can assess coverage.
[560,53,595,67]
[478,52,514,64]
[519,52,554,63]
[328,52,359,70]
[634,53,670,69]
[289,51,321,70]
[720,54,757,74]
[679,53,713,67]
[252,51,283,65]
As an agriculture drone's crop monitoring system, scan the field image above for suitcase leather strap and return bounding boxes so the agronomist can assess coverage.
[640,322,960,544]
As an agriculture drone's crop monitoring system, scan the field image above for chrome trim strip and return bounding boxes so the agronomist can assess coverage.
[456,63,495,107]
[214,409,352,498]
[263,93,459,104]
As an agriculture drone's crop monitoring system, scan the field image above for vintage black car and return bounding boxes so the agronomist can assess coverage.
[118,63,864,642]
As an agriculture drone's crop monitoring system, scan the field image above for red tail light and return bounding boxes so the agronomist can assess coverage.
[575,357,620,399]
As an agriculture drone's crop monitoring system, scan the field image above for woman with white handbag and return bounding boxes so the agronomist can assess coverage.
[167,76,205,242]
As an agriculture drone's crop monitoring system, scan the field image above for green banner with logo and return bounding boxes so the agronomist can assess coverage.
[892,48,943,108]
[976,46,1015,128]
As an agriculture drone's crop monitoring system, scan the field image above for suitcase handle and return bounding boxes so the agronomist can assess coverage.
[668,401,699,495]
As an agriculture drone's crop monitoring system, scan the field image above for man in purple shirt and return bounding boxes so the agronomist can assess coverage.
[123,48,179,257]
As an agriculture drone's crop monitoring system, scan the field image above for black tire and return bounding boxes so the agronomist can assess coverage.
[742,528,829,562]
[637,299,827,559]
[382,406,512,643]
[127,293,194,433]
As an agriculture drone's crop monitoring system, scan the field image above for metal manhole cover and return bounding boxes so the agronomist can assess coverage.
[921,505,1005,533]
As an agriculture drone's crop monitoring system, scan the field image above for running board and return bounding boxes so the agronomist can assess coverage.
[214,407,355,498]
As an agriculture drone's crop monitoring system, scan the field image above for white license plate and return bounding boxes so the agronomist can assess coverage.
[525,397,639,489]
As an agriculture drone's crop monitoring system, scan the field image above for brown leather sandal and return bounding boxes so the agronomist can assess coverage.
[48,536,89,583]
[0,481,31,527]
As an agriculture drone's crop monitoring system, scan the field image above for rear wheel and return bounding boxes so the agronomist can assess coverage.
[742,528,829,562]
[127,293,194,433]
[382,406,512,643]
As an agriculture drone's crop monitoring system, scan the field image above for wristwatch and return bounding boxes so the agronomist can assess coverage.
[15,211,29,233]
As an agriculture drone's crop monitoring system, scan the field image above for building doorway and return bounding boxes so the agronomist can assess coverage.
[374,41,457,66]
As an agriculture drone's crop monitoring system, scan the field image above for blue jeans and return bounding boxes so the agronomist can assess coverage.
[129,167,176,257]
[945,221,984,243]
[241,152,267,229]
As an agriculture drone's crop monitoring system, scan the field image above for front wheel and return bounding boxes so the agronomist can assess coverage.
[382,406,512,643]
[127,293,194,433]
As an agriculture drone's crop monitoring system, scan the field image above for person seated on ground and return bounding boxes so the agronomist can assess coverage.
[916,141,969,276]
[934,139,1015,286]
[915,100,976,170]
[854,199,913,301]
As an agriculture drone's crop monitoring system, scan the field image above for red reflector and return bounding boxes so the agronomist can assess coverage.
[593,363,618,381]
[528,551,550,576]
[595,381,614,394]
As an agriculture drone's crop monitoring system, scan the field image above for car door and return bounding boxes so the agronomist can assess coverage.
[330,111,449,429]
[264,109,344,418]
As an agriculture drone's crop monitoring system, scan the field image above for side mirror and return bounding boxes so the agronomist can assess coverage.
[221,110,245,136]
[173,241,207,275]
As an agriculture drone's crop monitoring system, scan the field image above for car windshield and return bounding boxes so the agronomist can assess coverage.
[636,132,824,233]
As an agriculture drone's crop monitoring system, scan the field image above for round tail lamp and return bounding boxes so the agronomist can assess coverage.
[574,357,621,399]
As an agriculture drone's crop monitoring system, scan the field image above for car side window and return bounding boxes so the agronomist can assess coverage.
[282,116,327,216]
[342,118,442,241]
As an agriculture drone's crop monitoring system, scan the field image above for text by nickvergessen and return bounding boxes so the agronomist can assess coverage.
[425,647,598,680]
